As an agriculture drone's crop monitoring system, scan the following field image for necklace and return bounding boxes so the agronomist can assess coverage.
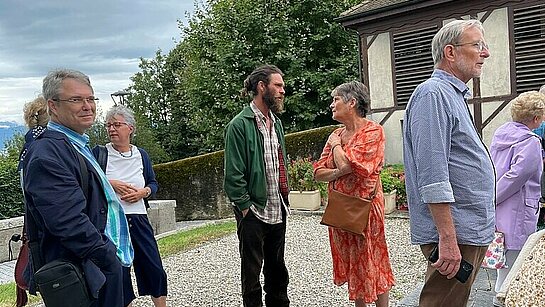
[115,145,133,158]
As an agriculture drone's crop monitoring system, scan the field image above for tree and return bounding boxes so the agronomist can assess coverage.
[128,0,361,159]
[0,134,24,218]
[89,106,172,164]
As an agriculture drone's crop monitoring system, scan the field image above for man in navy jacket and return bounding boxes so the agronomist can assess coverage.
[22,69,124,306]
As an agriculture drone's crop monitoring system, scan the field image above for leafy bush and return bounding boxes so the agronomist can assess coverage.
[288,157,324,192]
[380,164,407,207]
[0,158,24,218]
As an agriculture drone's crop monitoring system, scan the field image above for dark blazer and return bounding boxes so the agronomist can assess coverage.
[22,129,119,299]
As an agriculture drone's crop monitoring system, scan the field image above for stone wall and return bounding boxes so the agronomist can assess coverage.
[0,200,176,262]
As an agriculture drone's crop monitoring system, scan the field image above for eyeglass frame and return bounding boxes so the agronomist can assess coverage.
[51,96,99,105]
[105,122,131,130]
[451,41,489,53]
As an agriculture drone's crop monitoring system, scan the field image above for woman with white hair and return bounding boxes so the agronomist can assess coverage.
[490,91,545,306]
[93,105,167,307]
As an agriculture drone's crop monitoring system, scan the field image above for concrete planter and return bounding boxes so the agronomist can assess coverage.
[384,190,397,215]
[288,190,321,211]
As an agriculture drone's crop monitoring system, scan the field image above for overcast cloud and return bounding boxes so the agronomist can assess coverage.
[0,0,196,123]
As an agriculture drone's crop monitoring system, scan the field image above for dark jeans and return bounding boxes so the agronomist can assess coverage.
[233,207,289,307]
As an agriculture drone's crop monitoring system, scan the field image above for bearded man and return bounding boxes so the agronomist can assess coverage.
[223,64,290,307]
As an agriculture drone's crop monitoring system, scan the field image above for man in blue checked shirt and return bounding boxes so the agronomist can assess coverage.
[22,69,132,306]
[403,20,495,307]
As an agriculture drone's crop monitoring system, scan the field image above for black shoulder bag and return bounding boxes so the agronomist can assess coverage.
[29,152,94,307]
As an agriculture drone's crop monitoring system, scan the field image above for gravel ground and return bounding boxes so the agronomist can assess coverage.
[131,214,427,307]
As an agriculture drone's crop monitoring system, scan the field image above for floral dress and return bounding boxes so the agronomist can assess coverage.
[314,121,395,302]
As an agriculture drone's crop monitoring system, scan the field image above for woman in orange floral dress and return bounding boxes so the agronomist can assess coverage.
[314,81,395,307]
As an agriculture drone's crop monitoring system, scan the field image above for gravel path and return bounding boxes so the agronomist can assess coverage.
[131,214,427,307]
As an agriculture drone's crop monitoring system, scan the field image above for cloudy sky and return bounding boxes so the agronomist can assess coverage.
[0,0,197,124]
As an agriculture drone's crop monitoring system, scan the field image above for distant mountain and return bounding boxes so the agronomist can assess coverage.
[0,121,26,151]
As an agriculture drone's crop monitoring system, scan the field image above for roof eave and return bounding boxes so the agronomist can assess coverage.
[335,0,452,29]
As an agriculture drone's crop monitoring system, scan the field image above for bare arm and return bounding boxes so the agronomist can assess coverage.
[428,203,461,279]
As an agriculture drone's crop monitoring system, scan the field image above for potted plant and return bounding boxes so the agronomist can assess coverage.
[380,165,406,214]
[287,157,325,210]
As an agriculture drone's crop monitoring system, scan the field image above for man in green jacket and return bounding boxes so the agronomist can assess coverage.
[224,64,290,307]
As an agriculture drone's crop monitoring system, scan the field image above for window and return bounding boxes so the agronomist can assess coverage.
[514,3,545,93]
[393,26,437,105]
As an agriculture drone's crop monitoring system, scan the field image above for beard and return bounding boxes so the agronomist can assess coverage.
[455,58,482,82]
[264,87,285,114]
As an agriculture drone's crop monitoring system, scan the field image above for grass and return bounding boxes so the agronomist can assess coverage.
[0,220,237,306]
[157,220,237,257]
[0,283,41,307]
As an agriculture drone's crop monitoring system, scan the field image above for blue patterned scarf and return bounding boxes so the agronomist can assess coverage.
[48,121,134,266]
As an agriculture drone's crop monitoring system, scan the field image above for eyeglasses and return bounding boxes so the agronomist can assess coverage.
[52,97,99,105]
[105,122,130,130]
[452,41,489,53]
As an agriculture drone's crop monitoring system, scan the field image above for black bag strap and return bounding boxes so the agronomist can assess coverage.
[96,145,108,172]
[77,153,89,200]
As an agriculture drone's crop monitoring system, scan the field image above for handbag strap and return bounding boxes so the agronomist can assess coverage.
[332,175,381,200]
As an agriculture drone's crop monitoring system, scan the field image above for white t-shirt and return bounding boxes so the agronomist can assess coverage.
[105,143,147,215]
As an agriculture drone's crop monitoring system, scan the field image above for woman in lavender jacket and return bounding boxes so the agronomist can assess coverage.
[490,91,545,304]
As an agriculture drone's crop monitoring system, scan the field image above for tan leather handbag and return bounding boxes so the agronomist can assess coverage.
[320,178,379,236]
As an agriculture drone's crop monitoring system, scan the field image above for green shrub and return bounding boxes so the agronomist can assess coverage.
[0,158,24,218]
[287,157,321,192]
[285,125,339,160]
[380,164,406,207]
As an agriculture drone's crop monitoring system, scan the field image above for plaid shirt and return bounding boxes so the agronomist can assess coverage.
[250,102,289,224]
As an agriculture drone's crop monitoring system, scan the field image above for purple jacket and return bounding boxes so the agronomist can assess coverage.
[490,121,542,250]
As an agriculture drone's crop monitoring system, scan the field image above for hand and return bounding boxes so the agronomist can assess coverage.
[242,208,249,217]
[109,180,138,196]
[120,188,147,203]
[327,133,341,149]
[431,241,461,279]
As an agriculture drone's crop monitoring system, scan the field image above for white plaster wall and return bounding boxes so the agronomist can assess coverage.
[482,100,513,147]
[369,110,405,165]
[367,33,395,109]
[480,8,511,97]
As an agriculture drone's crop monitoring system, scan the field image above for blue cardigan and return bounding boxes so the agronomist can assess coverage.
[91,145,159,205]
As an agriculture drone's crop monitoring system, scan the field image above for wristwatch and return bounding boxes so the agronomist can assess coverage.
[144,187,151,198]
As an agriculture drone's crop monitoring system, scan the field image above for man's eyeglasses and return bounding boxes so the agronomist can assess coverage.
[452,41,489,53]
[52,97,99,105]
[105,122,130,130]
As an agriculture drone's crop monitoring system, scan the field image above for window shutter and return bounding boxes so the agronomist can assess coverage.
[393,26,437,105]
[514,4,545,93]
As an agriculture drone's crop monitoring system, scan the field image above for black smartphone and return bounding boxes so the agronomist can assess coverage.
[428,245,474,283]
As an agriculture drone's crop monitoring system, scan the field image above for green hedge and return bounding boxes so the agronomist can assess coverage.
[0,125,340,221]
[0,159,24,219]
[285,125,339,160]
[154,125,339,220]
